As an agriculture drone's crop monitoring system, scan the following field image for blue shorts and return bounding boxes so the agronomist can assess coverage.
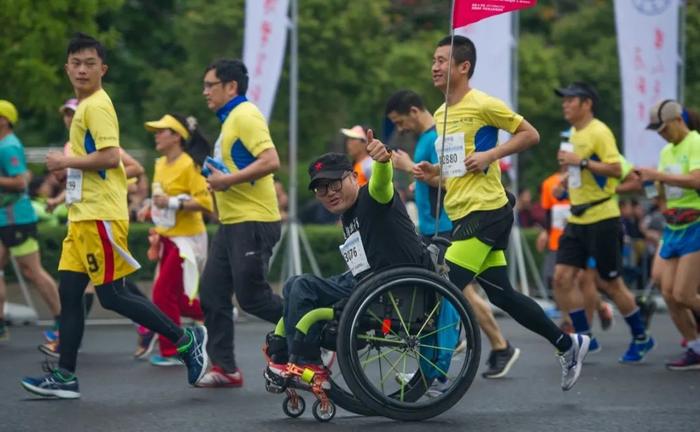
[660,222,700,259]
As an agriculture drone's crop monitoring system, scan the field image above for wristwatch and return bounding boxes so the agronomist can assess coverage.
[579,158,589,169]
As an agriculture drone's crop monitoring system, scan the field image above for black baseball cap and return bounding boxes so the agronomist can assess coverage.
[554,82,599,103]
[308,152,353,190]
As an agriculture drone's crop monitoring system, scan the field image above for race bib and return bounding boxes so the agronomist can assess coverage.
[560,143,581,189]
[435,133,466,178]
[664,164,683,199]
[213,133,223,160]
[65,168,83,204]
[339,231,370,276]
[551,203,571,230]
[151,201,176,228]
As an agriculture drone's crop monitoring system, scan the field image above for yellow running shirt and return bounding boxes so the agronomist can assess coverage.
[567,118,621,225]
[67,89,128,221]
[213,96,280,224]
[434,89,523,221]
[153,152,213,237]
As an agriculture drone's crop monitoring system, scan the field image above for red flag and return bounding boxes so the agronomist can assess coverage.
[453,0,537,28]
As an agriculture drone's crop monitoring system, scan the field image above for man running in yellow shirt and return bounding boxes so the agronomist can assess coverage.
[553,82,654,363]
[20,33,208,399]
[198,59,283,387]
[414,35,590,391]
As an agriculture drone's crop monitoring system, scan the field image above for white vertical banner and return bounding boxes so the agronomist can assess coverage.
[243,0,290,120]
[615,0,680,167]
[455,13,514,108]
[455,13,515,175]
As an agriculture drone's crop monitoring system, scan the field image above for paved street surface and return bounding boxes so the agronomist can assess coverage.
[1,313,697,432]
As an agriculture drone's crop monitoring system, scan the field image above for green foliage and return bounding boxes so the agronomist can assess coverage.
[1,0,122,147]
[2,0,696,199]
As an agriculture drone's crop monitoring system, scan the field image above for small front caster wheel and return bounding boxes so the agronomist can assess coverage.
[312,399,336,422]
[282,395,306,418]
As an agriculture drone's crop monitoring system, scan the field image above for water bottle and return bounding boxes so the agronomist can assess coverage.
[560,132,581,189]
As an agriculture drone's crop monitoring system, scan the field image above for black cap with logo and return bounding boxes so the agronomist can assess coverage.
[308,152,353,190]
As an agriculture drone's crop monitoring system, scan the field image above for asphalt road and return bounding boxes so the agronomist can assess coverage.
[1,312,697,432]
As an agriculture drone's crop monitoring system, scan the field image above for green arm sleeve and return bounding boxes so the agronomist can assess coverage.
[368,160,394,204]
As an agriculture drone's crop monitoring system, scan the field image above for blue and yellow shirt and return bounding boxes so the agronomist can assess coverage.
[566,118,621,225]
[434,89,523,221]
[67,89,128,221]
[0,133,37,226]
[213,96,280,224]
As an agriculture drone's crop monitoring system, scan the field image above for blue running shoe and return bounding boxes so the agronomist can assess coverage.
[43,329,59,343]
[588,337,601,354]
[177,326,209,386]
[619,336,655,363]
[150,354,182,367]
[21,364,80,399]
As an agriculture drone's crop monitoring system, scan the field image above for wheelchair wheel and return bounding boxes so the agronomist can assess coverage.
[324,344,376,416]
[336,267,481,421]
[282,395,305,418]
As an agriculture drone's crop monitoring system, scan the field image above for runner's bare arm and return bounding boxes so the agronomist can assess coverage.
[46,146,120,172]
[0,175,26,191]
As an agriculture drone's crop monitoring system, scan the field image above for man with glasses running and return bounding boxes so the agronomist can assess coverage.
[198,58,283,387]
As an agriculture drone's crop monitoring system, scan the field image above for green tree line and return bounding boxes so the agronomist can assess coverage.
[2,0,698,199]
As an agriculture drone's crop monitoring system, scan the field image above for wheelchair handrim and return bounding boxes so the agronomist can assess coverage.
[342,272,480,417]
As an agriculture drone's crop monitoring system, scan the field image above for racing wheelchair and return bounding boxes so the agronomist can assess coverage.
[262,238,482,422]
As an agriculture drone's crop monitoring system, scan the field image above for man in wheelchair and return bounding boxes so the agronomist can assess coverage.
[265,132,435,379]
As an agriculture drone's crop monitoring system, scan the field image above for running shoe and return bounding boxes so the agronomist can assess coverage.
[619,336,655,364]
[394,372,414,386]
[21,364,80,399]
[150,354,182,367]
[454,339,467,354]
[558,333,590,391]
[426,377,451,398]
[598,302,614,331]
[133,329,157,360]
[43,329,59,343]
[177,326,209,386]
[196,365,244,388]
[665,349,700,371]
[482,342,521,379]
[394,372,451,397]
[588,337,602,354]
[635,295,657,330]
[38,340,60,359]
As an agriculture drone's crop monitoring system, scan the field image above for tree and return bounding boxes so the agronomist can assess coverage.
[0,0,122,147]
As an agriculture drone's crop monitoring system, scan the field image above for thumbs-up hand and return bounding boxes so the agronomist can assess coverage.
[366,129,391,163]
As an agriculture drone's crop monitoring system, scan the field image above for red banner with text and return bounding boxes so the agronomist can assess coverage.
[453,0,537,28]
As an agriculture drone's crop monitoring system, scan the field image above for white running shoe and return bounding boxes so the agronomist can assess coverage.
[558,333,590,391]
